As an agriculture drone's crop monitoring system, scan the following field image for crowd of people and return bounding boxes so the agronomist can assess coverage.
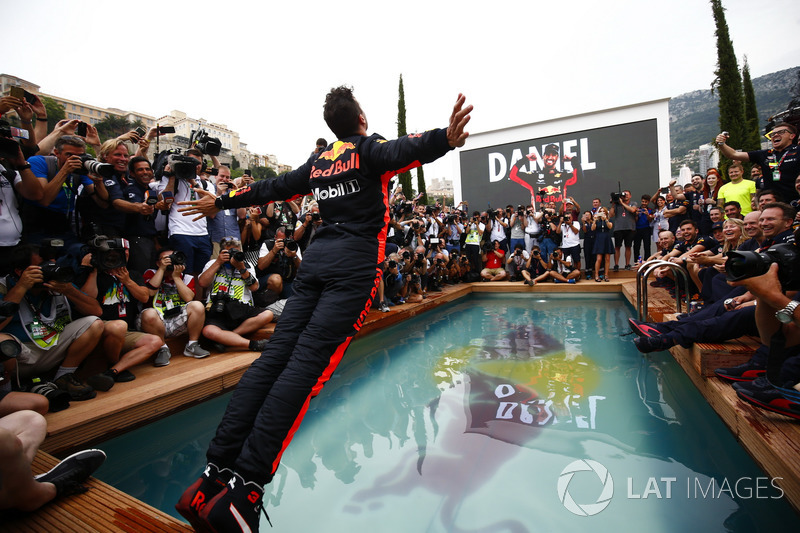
[2,86,799,522]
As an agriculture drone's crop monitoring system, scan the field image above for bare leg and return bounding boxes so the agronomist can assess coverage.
[0,411,56,511]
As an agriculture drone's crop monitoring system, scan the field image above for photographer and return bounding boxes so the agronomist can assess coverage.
[582,211,597,280]
[157,149,215,276]
[265,200,299,241]
[480,240,508,281]
[521,245,549,286]
[139,249,209,364]
[557,210,581,273]
[115,156,168,274]
[0,244,105,401]
[633,194,654,261]
[23,135,110,245]
[485,207,509,253]
[540,248,580,283]
[199,238,271,352]
[441,210,464,254]
[505,243,529,282]
[508,205,527,252]
[293,204,323,252]
[381,255,406,308]
[609,189,637,271]
[534,203,560,259]
[257,227,302,298]
[208,165,244,258]
[0,122,44,260]
[78,240,162,388]
[523,205,540,253]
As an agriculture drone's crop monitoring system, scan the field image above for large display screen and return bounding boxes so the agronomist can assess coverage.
[458,119,660,211]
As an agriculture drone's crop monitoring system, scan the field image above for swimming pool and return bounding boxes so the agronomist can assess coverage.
[95,294,796,532]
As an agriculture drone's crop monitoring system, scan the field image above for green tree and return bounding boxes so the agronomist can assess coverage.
[41,96,65,132]
[396,74,413,198]
[252,166,276,181]
[416,165,427,205]
[741,56,762,153]
[95,114,134,142]
[231,155,240,170]
[710,0,745,175]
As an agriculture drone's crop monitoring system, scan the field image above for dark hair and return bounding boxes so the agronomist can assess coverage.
[10,244,39,272]
[762,202,796,221]
[723,201,741,210]
[54,135,86,151]
[775,122,798,137]
[186,148,203,159]
[755,189,781,203]
[128,155,151,175]
[316,137,327,147]
[679,219,698,229]
[323,86,363,138]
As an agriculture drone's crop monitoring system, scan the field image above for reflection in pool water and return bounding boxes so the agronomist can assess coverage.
[96,295,796,532]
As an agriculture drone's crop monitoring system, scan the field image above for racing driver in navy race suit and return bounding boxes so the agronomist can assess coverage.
[175,86,472,532]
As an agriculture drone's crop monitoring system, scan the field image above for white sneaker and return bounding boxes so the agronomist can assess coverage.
[183,342,210,359]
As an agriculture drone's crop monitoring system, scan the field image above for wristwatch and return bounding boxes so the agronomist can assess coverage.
[214,196,224,209]
[775,301,799,324]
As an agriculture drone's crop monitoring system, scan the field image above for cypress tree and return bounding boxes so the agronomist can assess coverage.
[416,165,427,205]
[396,74,413,198]
[741,56,762,153]
[710,0,745,176]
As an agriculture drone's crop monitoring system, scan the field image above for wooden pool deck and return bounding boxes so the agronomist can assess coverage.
[3,272,799,530]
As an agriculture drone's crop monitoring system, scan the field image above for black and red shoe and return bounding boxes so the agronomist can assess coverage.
[176,462,232,532]
[714,361,766,383]
[737,384,800,420]
[627,318,668,339]
[200,472,271,533]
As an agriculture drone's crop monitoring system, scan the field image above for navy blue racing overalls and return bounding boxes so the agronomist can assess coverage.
[205,129,453,485]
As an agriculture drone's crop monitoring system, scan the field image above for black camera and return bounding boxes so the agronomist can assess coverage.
[189,128,222,157]
[515,249,523,256]
[402,251,411,260]
[388,260,397,269]
[0,338,20,362]
[0,301,19,321]
[209,292,230,314]
[166,251,186,270]
[88,235,128,271]
[73,154,115,178]
[482,242,494,253]
[725,243,800,290]
[610,192,622,204]
[229,249,246,263]
[168,153,199,180]
[0,120,22,159]
[311,212,321,222]
[40,261,75,283]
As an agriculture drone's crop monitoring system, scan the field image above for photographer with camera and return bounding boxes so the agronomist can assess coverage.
[505,243,529,282]
[78,239,162,388]
[208,165,245,258]
[538,248,580,284]
[534,203,560,260]
[440,210,464,254]
[521,245,549,286]
[0,244,105,401]
[508,205,527,253]
[717,124,799,203]
[485,207,509,253]
[293,204,323,253]
[480,240,508,281]
[265,200,300,241]
[609,189,637,271]
[139,249,209,363]
[23,135,111,246]
[113,157,167,274]
[157,149,215,277]
[257,227,302,298]
[199,238,271,353]
[557,210,582,274]
[0,121,44,261]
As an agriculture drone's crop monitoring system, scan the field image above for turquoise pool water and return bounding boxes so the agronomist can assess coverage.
[95,294,796,532]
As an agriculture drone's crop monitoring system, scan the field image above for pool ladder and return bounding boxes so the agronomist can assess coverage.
[635,259,691,321]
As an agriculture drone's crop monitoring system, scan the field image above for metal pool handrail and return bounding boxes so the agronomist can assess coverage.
[636,259,692,321]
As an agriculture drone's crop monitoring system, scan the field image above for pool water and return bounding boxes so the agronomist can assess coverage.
[95,294,797,532]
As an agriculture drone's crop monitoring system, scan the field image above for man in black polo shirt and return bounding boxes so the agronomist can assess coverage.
[716,123,799,203]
